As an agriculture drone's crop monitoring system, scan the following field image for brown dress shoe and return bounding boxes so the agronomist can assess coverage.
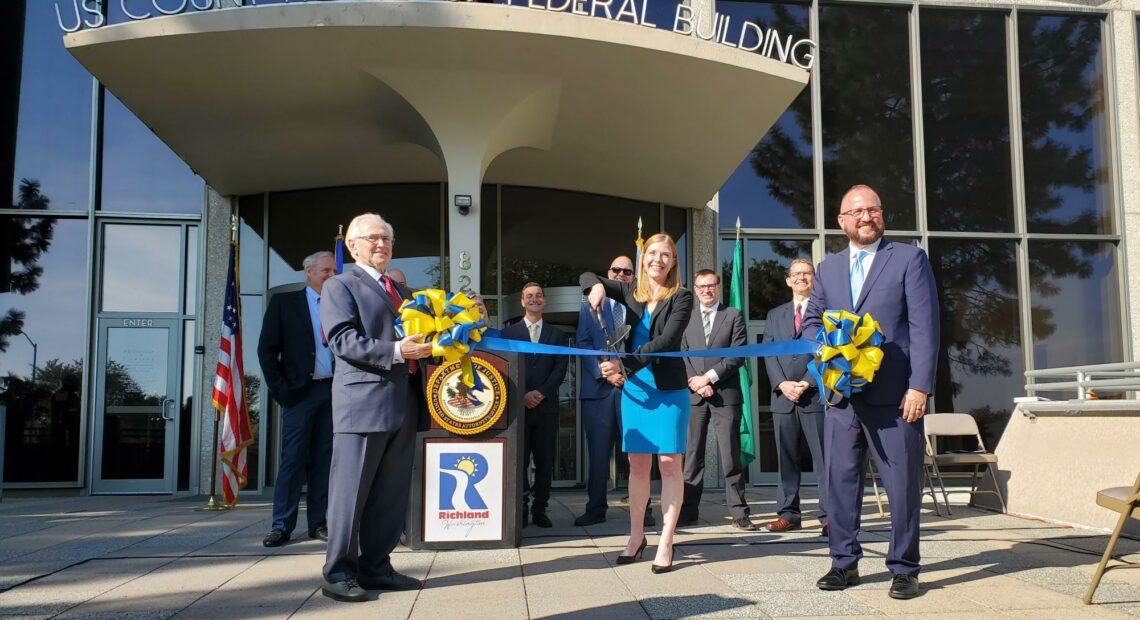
[765,517,801,533]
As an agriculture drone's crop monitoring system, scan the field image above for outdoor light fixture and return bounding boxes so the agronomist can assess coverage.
[455,194,472,216]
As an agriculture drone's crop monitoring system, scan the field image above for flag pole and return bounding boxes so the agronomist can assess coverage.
[201,215,239,511]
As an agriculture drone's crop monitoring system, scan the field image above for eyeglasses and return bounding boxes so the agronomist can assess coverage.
[352,234,394,246]
[788,271,814,280]
[839,206,883,220]
[694,283,720,290]
[609,267,634,276]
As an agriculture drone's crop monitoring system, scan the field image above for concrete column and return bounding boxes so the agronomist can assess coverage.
[196,188,233,496]
[1111,8,1140,360]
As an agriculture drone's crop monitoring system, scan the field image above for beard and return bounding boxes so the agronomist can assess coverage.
[846,221,884,245]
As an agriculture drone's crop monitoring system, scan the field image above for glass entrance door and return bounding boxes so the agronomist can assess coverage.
[92,318,180,493]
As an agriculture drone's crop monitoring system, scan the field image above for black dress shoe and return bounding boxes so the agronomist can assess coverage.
[321,578,367,602]
[309,526,328,541]
[677,514,699,527]
[531,512,553,528]
[731,517,757,531]
[889,574,920,600]
[360,571,423,591]
[816,567,860,591]
[262,530,290,547]
[615,537,647,565]
[643,508,656,528]
[574,512,606,526]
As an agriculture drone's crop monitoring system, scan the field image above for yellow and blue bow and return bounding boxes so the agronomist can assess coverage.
[808,310,884,407]
[395,289,487,389]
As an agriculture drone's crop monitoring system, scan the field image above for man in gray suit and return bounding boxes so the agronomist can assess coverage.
[318,213,433,603]
[679,269,754,531]
[762,258,827,535]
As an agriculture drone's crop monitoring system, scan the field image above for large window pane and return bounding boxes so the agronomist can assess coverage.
[500,187,657,295]
[921,9,1014,232]
[238,194,266,293]
[268,184,441,290]
[101,93,203,214]
[821,5,915,230]
[10,1,93,211]
[745,239,813,322]
[240,295,263,489]
[184,226,198,314]
[1028,241,1122,369]
[1020,14,1113,234]
[929,239,1023,449]
[101,224,181,312]
[718,2,812,230]
[1,217,88,483]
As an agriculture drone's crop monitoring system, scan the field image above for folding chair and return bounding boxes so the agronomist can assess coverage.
[923,413,1007,515]
[1083,472,1140,604]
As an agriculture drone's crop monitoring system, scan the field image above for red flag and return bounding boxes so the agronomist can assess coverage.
[212,241,253,506]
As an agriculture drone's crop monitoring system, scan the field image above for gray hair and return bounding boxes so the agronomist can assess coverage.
[345,213,395,241]
[303,250,335,271]
[787,258,815,276]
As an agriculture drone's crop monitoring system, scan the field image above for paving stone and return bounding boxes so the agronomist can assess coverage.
[638,593,768,619]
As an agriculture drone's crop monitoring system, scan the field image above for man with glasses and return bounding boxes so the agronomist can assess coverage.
[319,213,434,602]
[804,185,938,601]
[678,269,752,530]
[574,257,636,527]
[762,258,827,536]
[502,282,569,528]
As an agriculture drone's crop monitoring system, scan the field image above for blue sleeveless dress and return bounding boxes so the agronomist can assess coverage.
[620,309,690,454]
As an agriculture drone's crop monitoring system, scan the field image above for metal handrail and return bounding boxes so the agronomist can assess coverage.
[1023,361,1140,400]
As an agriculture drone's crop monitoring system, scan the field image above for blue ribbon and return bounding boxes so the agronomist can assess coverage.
[476,336,817,359]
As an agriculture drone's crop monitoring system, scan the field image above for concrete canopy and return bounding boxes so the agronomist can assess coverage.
[64,1,808,208]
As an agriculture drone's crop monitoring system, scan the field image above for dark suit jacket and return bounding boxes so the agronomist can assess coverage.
[319,265,414,433]
[802,237,940,407]
[576,300,630,400]
[763,300,822,414]
[681,304,746,407]
[257,288,319,408]
[579,272,694,392]
[500,319,569,415]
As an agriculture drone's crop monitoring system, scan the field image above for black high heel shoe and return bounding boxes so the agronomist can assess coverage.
[616,537,647,565]
[651,547,674,574]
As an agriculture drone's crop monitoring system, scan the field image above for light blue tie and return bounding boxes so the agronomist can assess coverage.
[850,249,868,307]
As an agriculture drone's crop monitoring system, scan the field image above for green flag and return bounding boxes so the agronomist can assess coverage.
[730,235,756,467]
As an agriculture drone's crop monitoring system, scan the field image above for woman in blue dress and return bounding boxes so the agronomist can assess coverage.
[580,233,693,573]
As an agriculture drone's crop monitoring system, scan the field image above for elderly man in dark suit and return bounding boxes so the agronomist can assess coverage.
[501,282,569,528]
[318,213,433,603]
[573,256,635,527]
[258,250,338,548]
[805,185,939,600]
[678,269,752,530]
[762,258,827,536]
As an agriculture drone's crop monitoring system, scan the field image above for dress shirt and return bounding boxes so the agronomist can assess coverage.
[848,237,883,278]
[524,317,544,342]
[355,263,404,363]
[305,286,334,380]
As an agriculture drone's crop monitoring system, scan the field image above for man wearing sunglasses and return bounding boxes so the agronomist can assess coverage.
[574,256,645,527]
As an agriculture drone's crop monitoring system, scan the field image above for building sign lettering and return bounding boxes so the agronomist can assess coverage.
[56,0,815,69]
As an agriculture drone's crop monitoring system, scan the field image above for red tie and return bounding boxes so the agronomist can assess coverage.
[381,275,417,374]
[794,303,803,333]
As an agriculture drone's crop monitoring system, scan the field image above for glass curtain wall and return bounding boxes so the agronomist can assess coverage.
[3,0,203,488]
[717,2,1123,456]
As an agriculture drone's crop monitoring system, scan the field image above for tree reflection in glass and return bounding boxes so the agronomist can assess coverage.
[718,2,812,229]
[820,4,915,230]
[1019,15,1112,235]
[922,9,1014,232]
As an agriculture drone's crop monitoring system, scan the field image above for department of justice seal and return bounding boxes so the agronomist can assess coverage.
[426,358,507,435]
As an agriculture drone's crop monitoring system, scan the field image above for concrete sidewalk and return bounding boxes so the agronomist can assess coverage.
[1,487,1139,619]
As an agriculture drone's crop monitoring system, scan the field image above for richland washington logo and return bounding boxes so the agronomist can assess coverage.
[426,358,506,435]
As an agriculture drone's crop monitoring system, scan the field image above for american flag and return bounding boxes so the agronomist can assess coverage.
[212,241,254,506]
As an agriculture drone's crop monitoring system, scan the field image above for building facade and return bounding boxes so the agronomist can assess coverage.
[1,0,1135,496]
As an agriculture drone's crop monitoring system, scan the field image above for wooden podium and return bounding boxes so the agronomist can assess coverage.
[405,350,526,550]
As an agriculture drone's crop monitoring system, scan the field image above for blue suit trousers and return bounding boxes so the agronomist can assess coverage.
[270,381,333,534]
